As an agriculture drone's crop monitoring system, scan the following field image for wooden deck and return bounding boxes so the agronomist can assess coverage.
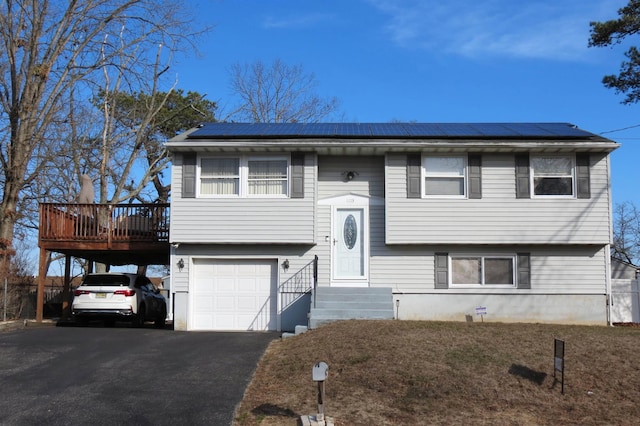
[39,203,170,266]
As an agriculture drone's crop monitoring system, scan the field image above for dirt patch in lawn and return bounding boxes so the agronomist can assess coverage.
[234,320,640,425]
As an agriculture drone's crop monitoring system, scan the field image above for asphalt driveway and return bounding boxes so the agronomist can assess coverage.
[0,324,276,425]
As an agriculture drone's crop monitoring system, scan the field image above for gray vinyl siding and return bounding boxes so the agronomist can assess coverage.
[530,246,607,294]
[315,203,332,285]
[317,155,384,199]
[373,245,606,294]
[172,244,607,295]
[170,153,316,244]
[316,155,384,285]
[171,244,321,293]
[385,153,612,245]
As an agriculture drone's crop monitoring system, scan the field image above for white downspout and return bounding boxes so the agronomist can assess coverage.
[605,244,612,326]
[605,153,614,326]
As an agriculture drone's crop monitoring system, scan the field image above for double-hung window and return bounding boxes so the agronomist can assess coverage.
[199,155,289,197]
[451,255,516,287]
[423,156,466,197]
[531,155,574,197]
[200,157,240,196]
[247,158,288,195]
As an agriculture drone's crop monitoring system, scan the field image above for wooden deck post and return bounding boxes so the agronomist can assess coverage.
[36,247,47,322]
[62,254,71,320]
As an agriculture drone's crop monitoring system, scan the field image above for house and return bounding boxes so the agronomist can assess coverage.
[165,122,619,331]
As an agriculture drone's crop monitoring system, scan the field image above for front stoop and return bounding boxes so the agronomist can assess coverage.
[308,287,394,329]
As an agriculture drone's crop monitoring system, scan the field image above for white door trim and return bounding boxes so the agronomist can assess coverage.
[329,194,370,287]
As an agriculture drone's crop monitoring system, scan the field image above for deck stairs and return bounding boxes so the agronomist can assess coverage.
[307,286,394,329]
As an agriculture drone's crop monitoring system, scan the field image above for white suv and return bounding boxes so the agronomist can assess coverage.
[72,273,167,328]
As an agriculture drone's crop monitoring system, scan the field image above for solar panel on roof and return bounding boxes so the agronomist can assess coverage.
[368,123,409,136]
[260,123,294,135]
[301,123,336,136]
[403,123,446,137]
[469,123,520,137]
[502,123,554,137]
[184,121,601,139]
[545,123,593,137]
[432,123,481,137]
[335,123,369,136]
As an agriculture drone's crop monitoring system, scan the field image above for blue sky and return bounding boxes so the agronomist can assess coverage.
[174,0,640,206]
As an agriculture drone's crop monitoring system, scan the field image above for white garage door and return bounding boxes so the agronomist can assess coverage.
[191,259,277,331]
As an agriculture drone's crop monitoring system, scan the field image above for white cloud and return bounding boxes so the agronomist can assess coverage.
[366,0,625,61]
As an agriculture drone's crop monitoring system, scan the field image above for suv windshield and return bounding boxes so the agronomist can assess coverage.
[82,275,129,286]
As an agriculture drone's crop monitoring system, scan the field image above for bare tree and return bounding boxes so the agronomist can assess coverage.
[0,0,205,271]
[612,201,640,265]
[226,59,340,123]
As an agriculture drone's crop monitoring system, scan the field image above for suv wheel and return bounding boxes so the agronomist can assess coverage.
[134,305,145,328]
[154,307,167,329]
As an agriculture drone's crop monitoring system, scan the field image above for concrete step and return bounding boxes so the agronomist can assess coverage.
[313,300,393,310]
[308,286,394,329]
[309,316,392,329]
[314,287,392,296]
[281,324,309,339]
[309,308,393,318]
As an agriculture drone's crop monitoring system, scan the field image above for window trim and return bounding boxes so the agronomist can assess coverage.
[530,154,576,199]
[422,154,468,199]
[449,253,517,288]
[199,156,241,198]
[246,155,290,197]
[197,154,291,198]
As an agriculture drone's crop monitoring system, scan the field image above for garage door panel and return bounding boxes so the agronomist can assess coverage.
[194,295,215,311]
[237,278,256,291]
[217,279,236,292]
[216,296,235,311]
[192,259,277,331]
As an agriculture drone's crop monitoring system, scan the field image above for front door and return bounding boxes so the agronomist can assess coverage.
[332,207,368,286]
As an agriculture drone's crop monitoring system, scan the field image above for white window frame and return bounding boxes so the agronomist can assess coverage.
[246,155,290,197]
[449,254,517,288]
[422,155,467,198]
[199,156,241,198]
[530,154,575,198]
[197,154,290,198]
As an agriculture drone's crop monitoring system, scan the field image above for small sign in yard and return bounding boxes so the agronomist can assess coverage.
[554,338,565,394]
[475,306,487,322]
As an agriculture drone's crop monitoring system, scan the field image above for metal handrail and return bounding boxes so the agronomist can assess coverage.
[313,255,318,308]
[279,255,319,311]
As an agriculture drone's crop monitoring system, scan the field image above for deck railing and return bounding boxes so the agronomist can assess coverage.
[39,203,170,243]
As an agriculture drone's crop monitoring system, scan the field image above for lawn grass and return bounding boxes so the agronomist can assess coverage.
[234,320,640,425]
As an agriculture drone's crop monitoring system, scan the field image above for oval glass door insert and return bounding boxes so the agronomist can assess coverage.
[343,214,357,249]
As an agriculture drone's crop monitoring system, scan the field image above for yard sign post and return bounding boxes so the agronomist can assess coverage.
[554,338,565,394]
[475,306,487,322]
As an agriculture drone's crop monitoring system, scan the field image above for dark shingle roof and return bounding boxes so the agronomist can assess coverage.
[186,122,602,139]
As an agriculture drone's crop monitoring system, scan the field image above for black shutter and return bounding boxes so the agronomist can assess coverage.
[576,153,591,199]
[517,253,531,289]
[182,152,197,198]
[515,154,530,199]
[290,152,305,198]
[468,154,482,199]
[407,154,421,198]
[435,253,449,289]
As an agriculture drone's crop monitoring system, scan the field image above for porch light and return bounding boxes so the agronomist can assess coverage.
[177,258,185,271]
[281,259,290,271]
[342,170,359,181]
